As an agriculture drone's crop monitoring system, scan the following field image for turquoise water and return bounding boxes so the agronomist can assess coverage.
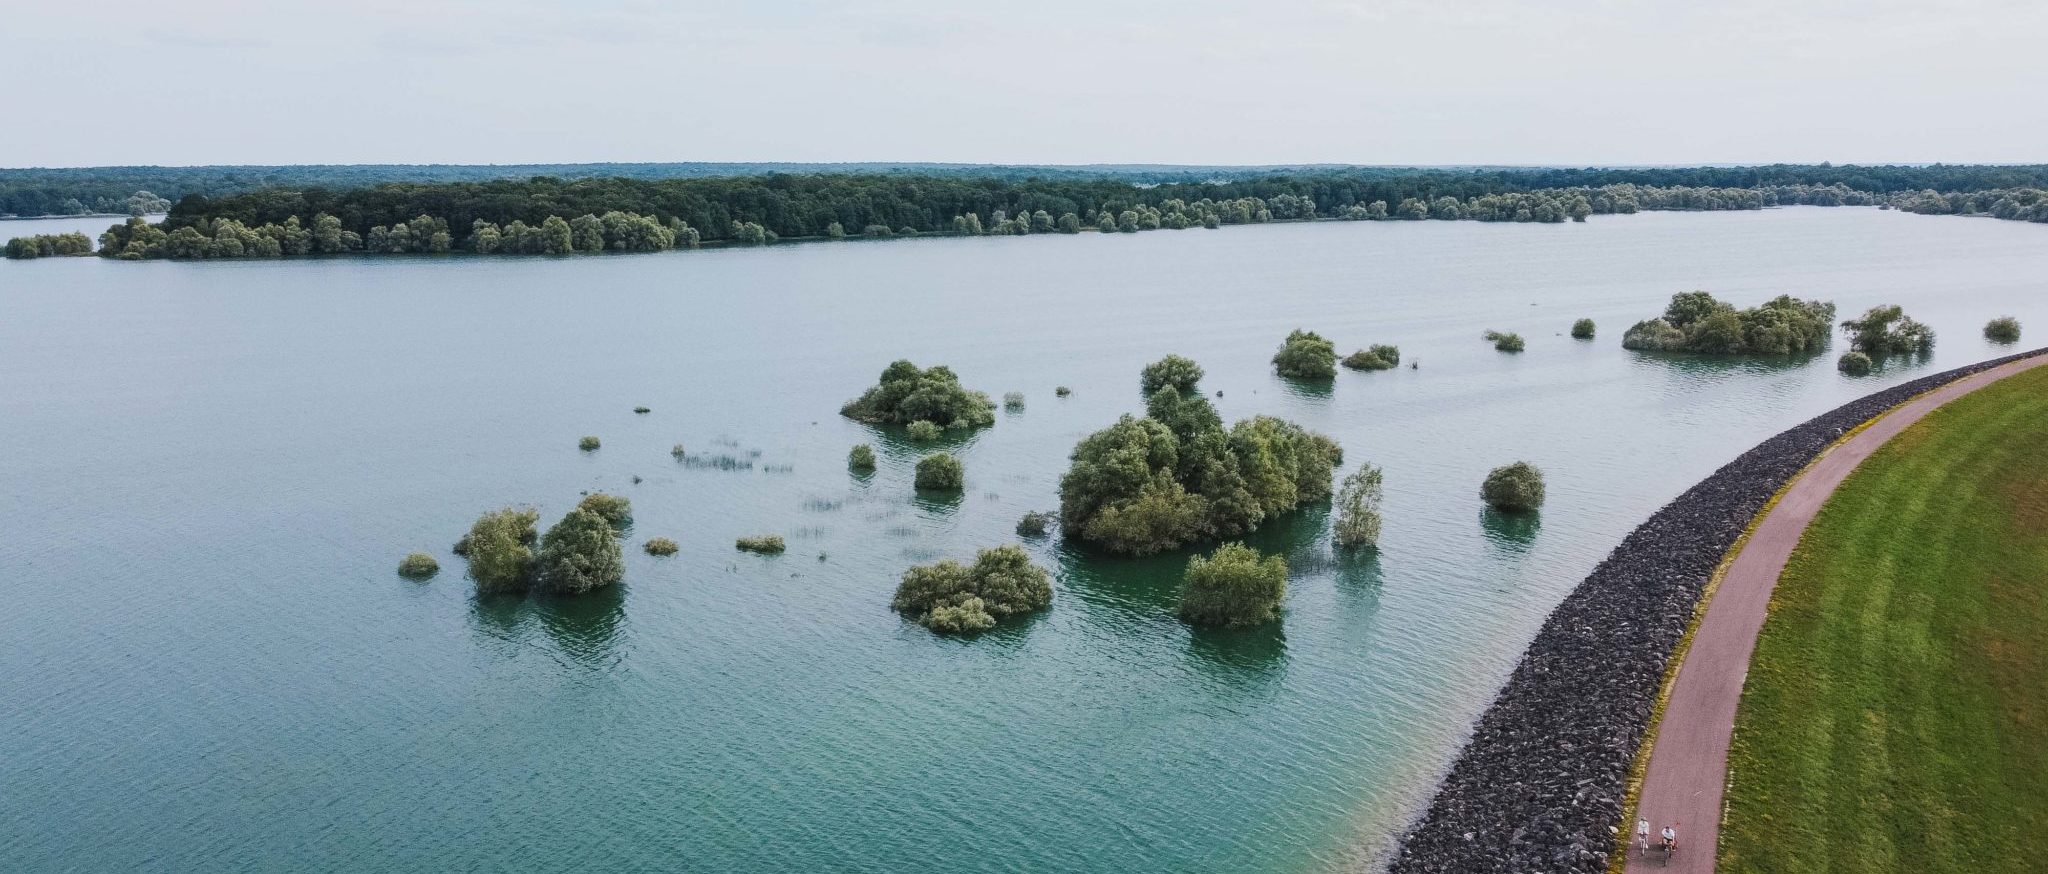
[3,208,2043,872]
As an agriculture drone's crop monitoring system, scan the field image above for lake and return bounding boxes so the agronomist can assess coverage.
[2,207,2042,873]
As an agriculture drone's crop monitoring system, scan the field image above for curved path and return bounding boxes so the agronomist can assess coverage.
[1623,351,2048,873]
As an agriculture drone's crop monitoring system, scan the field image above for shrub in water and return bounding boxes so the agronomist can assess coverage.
[1481,461,1546,512]
[1333,464,1385,548]
[840,360,996,429]
[671,443,687,458]
[1016,511,1053,538]
[575,492,632,527]
[1140,354,1205,395]
[1621,292,1834,355]
[1178,542,1288,628]
[1343,345,1399,370]
[848,443,877,471]
[891,544,1054,633]
[633,406,650,414]
[397,552,440,577]
[461,506,540,594]
[1273,329,1337,379]
[578,435,601,451]
[736,535,785,554]
[1058,400,1341,555]
[915,453,965,490]
[905,420,942,441]
[1571,318,1596,339]
[643,537,679,556]
[1055,386,1072,397]
[1841,304,1935,356]
[1004,391,1025,411]
[1984,316,2022,344]
[1837,350,1873,375]
[1484,330,1525,352]
[537,508,624,594]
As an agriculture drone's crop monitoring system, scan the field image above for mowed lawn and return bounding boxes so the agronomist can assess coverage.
[1723,363,2048,873]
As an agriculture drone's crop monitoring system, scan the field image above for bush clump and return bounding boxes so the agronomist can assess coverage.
[840,360,995,429]
[397,552,440,577]
[1481,461,1546,512]
[1837,350,1873,375]
[1178,542,1288,628]
[1059,387,1342,555]
[1484,330,1525,352]
[735,535,785,554]
[891,544,1054,633]
[1016,511,1053,538]
[1840,304,1935,357]
[1003,391,1025,411]
[1984,316,2022,344]
[1141,354,1205,395]
[1273,329,1338,379]
[905,420,942,442]
[578,435,601,451]
[1333,464,1385,548]
[460,507,541,594]
[671,442,686,458]
[1620,291,1835,355]
[1055,386,1072,397]
[1342,344,1400,370]
[1571,318,1596,339]
[575,492,632,527]
[915,453,965,491]
[536,508,624,594]
[643,537,679,556]
[848,443,877,471]
[633,406,650,414]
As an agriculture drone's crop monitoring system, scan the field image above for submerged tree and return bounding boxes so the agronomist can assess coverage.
[397,552,440,578]
[1840,305,1935,356]
[1178,542,1288,628]
[915,453,965,491]
[1343,344,1400,371]
[1058,391,1340,556]
[537,508,625,595]
[1273,329,1338,379]
[848,443,877,471]
[1571,318,1596,339]
[1484,330,1526,353]
[841,360,996,429]
[1622,292,1834,356]
[1984,316,2022,344]
[460,507,541,594]
[1141,354,1205,395]
[1481,462,1546,512]
[891,544,1053,633]
[1333,464,1385,548]
[575,492,632,527]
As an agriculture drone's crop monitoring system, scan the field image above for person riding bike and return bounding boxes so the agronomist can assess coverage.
[1660,824,1678,853]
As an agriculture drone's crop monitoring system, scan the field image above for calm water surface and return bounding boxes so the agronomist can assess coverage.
[2,208,2042,873]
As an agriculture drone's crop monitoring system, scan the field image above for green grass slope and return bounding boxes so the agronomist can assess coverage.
[1724,363,2048,873]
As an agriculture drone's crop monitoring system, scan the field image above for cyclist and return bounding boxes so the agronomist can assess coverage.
[1660,823,1678,854]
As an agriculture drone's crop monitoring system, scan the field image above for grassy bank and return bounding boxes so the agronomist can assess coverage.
[1723,363,2048,873]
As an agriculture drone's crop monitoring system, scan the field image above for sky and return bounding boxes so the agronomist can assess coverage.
[4,0,2045,168]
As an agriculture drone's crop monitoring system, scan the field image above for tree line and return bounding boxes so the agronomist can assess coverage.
[11,161,2048,219]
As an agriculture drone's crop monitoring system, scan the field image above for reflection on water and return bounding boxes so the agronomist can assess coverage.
[1479,508,1541,555]
[1186,621,1289,687]
[468,584,628,668]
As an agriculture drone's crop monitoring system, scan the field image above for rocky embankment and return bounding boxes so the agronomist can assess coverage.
[1386,348,2045,874]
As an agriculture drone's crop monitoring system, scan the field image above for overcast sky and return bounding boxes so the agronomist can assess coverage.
[5,0,2044,168]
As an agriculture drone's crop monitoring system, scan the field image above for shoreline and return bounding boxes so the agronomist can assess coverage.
[1382,345,2048,874]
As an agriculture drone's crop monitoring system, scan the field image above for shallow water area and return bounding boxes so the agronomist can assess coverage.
[2,207,2043,872]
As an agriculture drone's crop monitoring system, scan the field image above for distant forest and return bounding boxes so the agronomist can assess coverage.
[6,161,2048,219]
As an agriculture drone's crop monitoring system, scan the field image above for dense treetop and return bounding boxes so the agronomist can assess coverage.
[1622,291,1836,356]
[841,360,996,430]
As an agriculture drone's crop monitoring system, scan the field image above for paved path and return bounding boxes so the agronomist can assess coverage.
[1623,352,2048,873]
